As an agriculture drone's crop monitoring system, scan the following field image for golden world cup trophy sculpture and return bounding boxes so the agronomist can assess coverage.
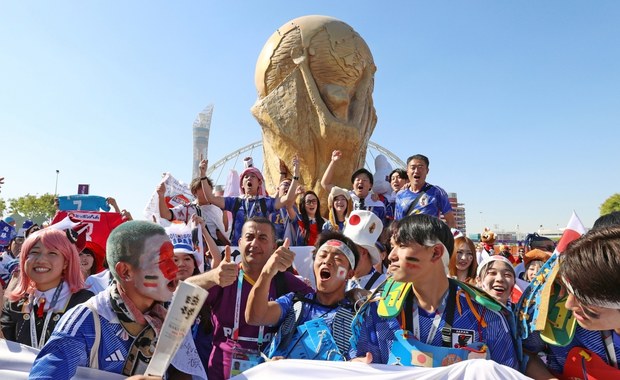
[252,15,377,205]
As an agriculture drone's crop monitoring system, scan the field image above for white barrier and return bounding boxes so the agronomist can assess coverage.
[0,338,124,380]
[230,358,533,380]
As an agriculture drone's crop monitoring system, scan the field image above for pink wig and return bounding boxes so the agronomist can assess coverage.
[9,228,85,302]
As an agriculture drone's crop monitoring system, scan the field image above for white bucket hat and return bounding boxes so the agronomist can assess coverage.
[343,210,383,265]
[166,223,204,273]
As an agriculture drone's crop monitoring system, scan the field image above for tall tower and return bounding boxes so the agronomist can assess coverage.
[192,104,214,179]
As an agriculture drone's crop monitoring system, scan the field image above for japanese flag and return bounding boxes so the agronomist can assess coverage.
[556,211,587,255]
[336,266,347,280]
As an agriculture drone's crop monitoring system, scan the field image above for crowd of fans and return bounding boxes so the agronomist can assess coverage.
[0,152,619,380]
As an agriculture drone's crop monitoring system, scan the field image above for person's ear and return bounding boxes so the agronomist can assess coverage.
[430,244,443,262]
[347,268,355,280]
[115,261,133,282]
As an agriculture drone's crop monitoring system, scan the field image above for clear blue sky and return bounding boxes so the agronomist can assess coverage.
[1,1,619,235]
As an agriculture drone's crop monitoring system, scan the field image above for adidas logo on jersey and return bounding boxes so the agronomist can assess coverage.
[104,349,124,362]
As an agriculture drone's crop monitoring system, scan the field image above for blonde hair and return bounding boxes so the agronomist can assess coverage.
[328,196,353,232]
[448,236,478,284]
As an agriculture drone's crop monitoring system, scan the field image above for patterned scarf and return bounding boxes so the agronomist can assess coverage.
[109,282,167,375]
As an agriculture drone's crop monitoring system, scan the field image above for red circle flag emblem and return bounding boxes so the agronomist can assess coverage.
[349,214,361,225]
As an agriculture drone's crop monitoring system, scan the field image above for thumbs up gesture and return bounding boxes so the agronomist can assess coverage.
[263,238,296,277]
[212,246,239,287]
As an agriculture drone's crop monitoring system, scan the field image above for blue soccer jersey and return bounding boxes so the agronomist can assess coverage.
[525,327,620,375]
[350,286,519,369]
[30,288,205,379]
[394,184,452,221]
[224,196,277,244]
[269,292,354,361]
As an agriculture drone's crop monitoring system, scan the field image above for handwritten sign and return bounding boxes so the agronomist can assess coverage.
[145,281,207,377]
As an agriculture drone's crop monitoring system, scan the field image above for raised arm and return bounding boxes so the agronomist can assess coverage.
[320,150,342,193]
[198,157,225,209]
[286,185,305,220]
[275,154,300,210]
[220,211,230,240]
[121,209,133,222]
[278,158,290,183]
[191,214,222,269]
[106,197,121,213]
[157,182,174,222]
[444,211,456,228]
[246,239,296,326]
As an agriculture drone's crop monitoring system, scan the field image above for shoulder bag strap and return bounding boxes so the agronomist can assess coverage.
[259,198,268,217]
[230,197,243,239]
[405,184,431,217]
[440,279,458,347]
[364,272,382,291]
[83,302,101,369]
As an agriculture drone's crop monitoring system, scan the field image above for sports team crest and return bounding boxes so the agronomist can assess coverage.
[419,194,429,207]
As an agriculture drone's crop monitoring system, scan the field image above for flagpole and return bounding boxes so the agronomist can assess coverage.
[54,170,60,196]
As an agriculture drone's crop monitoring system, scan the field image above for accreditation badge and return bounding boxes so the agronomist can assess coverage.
[229,344,264,378]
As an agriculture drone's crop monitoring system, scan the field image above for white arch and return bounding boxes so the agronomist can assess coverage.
[206,140,405,185]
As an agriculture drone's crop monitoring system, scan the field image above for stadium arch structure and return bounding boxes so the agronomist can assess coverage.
[206,140,405,189]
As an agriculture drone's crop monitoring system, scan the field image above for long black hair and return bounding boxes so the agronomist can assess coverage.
[298,190,325,245]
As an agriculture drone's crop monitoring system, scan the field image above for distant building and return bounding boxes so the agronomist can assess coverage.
[537,228,564,241]
[448,192,467,234]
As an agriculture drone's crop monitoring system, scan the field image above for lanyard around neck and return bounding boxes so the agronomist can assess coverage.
[30,282,64,349]
[243,197,260,218]
[412,288,449,345]
[603,330,618,368]
[233,269,264,346]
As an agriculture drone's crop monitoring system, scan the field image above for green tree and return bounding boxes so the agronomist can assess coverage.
[0,198,6,216]
[600,193,620,215]
[8,193,57,221]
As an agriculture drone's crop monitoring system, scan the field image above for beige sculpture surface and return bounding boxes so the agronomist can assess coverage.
[251,15,377,204]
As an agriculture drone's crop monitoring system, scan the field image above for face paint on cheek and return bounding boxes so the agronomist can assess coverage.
[336,266,347,279]
[404,257,420,269]
[143,275,160,288]
[159,241,178,281]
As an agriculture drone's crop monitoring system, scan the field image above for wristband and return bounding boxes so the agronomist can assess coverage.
[280,172,287,175]
[200,176,208,181]
[293,176,300,180]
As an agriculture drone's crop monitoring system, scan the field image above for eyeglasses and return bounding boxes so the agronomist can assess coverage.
[305,199,318,205]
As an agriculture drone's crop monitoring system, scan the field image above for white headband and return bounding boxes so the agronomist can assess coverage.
[477,255,515,278]
[562,274,620,309]
[318,239,356,269]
